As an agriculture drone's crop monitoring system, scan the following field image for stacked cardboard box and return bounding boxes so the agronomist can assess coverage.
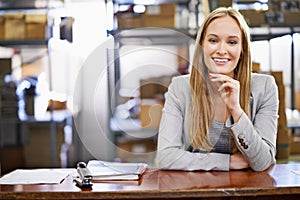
[252,62,261,73]
[296,91,300,111]
[0,15,4,40]
[240,0,300,27]
[23,122,65,168]
[139,76,172,99]
[290,134,300,154]
[139,99,164,129]
[218,0,233,7]
[271,71,291,159]
[239,10,266,27]
[143,3,176,27]
[117,137,156,164]
[139,75,173,129]
[4,13,25,40]
[117,13,143,29]
[1,12,47,40]
[0,147,25,175]
[25,14,47,40]
[177,45,189,74]
[117,3,176,28]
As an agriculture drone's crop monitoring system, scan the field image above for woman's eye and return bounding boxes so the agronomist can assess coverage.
[208,38,218,43]
[228,40,238,45]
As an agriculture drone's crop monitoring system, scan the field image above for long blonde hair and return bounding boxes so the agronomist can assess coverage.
[189,7,252,151]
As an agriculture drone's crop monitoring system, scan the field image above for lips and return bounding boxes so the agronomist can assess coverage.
[213,58,230,64]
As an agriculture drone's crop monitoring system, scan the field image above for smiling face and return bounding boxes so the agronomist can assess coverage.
[202,16,242,78]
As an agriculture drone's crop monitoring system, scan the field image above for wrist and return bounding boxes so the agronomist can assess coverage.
[230,107,243,123]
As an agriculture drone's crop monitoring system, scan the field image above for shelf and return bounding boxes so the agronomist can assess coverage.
[0,0,63,10]
[110,27,196,46]
[113,0,191,5]
[0,39,49,47]
[250,26,300,41]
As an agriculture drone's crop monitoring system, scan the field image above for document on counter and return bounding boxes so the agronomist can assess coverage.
[292,170,300,176]
[86,160,148,181]
[0,168,75,185]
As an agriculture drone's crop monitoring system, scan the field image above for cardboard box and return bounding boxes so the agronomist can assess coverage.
[270,71,287,127]
[4,13,25,40]
[277,84,286,107]
[269,0,281,11]
[142,14,175,27]
[290,134,300,154]
[0,15,4,40]
[218,0,233,7]
[276,126,291,159]
[23,122,65,168]
[0,58,12,76]
[25,14,47,39]
[145,3,176,16]
[239,10,266,26]
[0,147,25,175]
[270,71,284,86]
[143,4,176,27]
[140,76,172,99]
[296,91,300,111]
[252,62,261,73]
[117,14,143,28]
[117,138,156,164]
[0,46,22,82]
[177,45,189,74]
[284,11,300,25]
[139,99,164,129]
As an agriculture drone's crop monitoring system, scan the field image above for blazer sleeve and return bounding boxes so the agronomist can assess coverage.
[226,75,279,171]
[156,76,230,171]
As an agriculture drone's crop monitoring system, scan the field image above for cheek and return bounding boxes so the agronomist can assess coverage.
[230,47,242,59]
[202,43,215,56]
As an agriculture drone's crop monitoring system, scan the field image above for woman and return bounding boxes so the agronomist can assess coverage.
[156,7,279,171]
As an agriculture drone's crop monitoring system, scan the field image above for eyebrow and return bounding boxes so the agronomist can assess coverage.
[206,33,241,40]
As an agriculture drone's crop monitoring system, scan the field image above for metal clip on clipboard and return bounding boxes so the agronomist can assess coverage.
[74,162,93,188]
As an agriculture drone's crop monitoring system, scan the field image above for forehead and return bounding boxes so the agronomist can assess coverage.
[206,16,242,37]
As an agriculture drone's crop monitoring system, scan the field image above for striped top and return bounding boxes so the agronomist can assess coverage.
[187,120,234,154]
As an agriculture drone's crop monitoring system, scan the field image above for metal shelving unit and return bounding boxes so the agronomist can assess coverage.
[107,0,198,128]
[105,1,200,164]
[0,0,67,168]
[250,26,300,111]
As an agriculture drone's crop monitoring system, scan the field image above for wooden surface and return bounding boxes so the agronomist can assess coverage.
[1,164,300,199]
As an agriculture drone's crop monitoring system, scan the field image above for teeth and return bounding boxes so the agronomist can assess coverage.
[214,58,228,63]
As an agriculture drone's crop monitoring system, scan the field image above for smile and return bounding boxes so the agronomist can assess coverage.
[213,58,230,64]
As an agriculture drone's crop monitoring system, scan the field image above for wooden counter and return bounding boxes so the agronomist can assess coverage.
[1,163,300,199]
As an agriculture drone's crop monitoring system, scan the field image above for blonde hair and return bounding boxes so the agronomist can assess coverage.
[189,7,252,151]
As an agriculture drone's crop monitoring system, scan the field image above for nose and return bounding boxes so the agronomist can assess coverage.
[216,42,227,55]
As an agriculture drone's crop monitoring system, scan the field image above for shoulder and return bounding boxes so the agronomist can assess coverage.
[251,72,275,82]
[250,73,278,104]
[166,74,191,102]
[169,74,190,90]
[171,74,190,83]
[251,73,277,90]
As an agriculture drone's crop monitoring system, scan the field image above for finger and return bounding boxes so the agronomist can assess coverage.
[218,81,236,92]
[209,73,233,83]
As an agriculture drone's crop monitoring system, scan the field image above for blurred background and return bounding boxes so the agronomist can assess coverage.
[0,0,299,175]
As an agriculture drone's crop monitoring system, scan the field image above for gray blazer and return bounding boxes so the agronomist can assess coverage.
[156,73,279,171]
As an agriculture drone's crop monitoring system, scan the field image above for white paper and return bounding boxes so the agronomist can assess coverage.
[0,168,75,185]
[292,170,300,175]
[87,160,148,180]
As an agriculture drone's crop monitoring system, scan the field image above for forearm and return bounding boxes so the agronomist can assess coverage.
[156,145,230,171]
[227,113,276,171]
